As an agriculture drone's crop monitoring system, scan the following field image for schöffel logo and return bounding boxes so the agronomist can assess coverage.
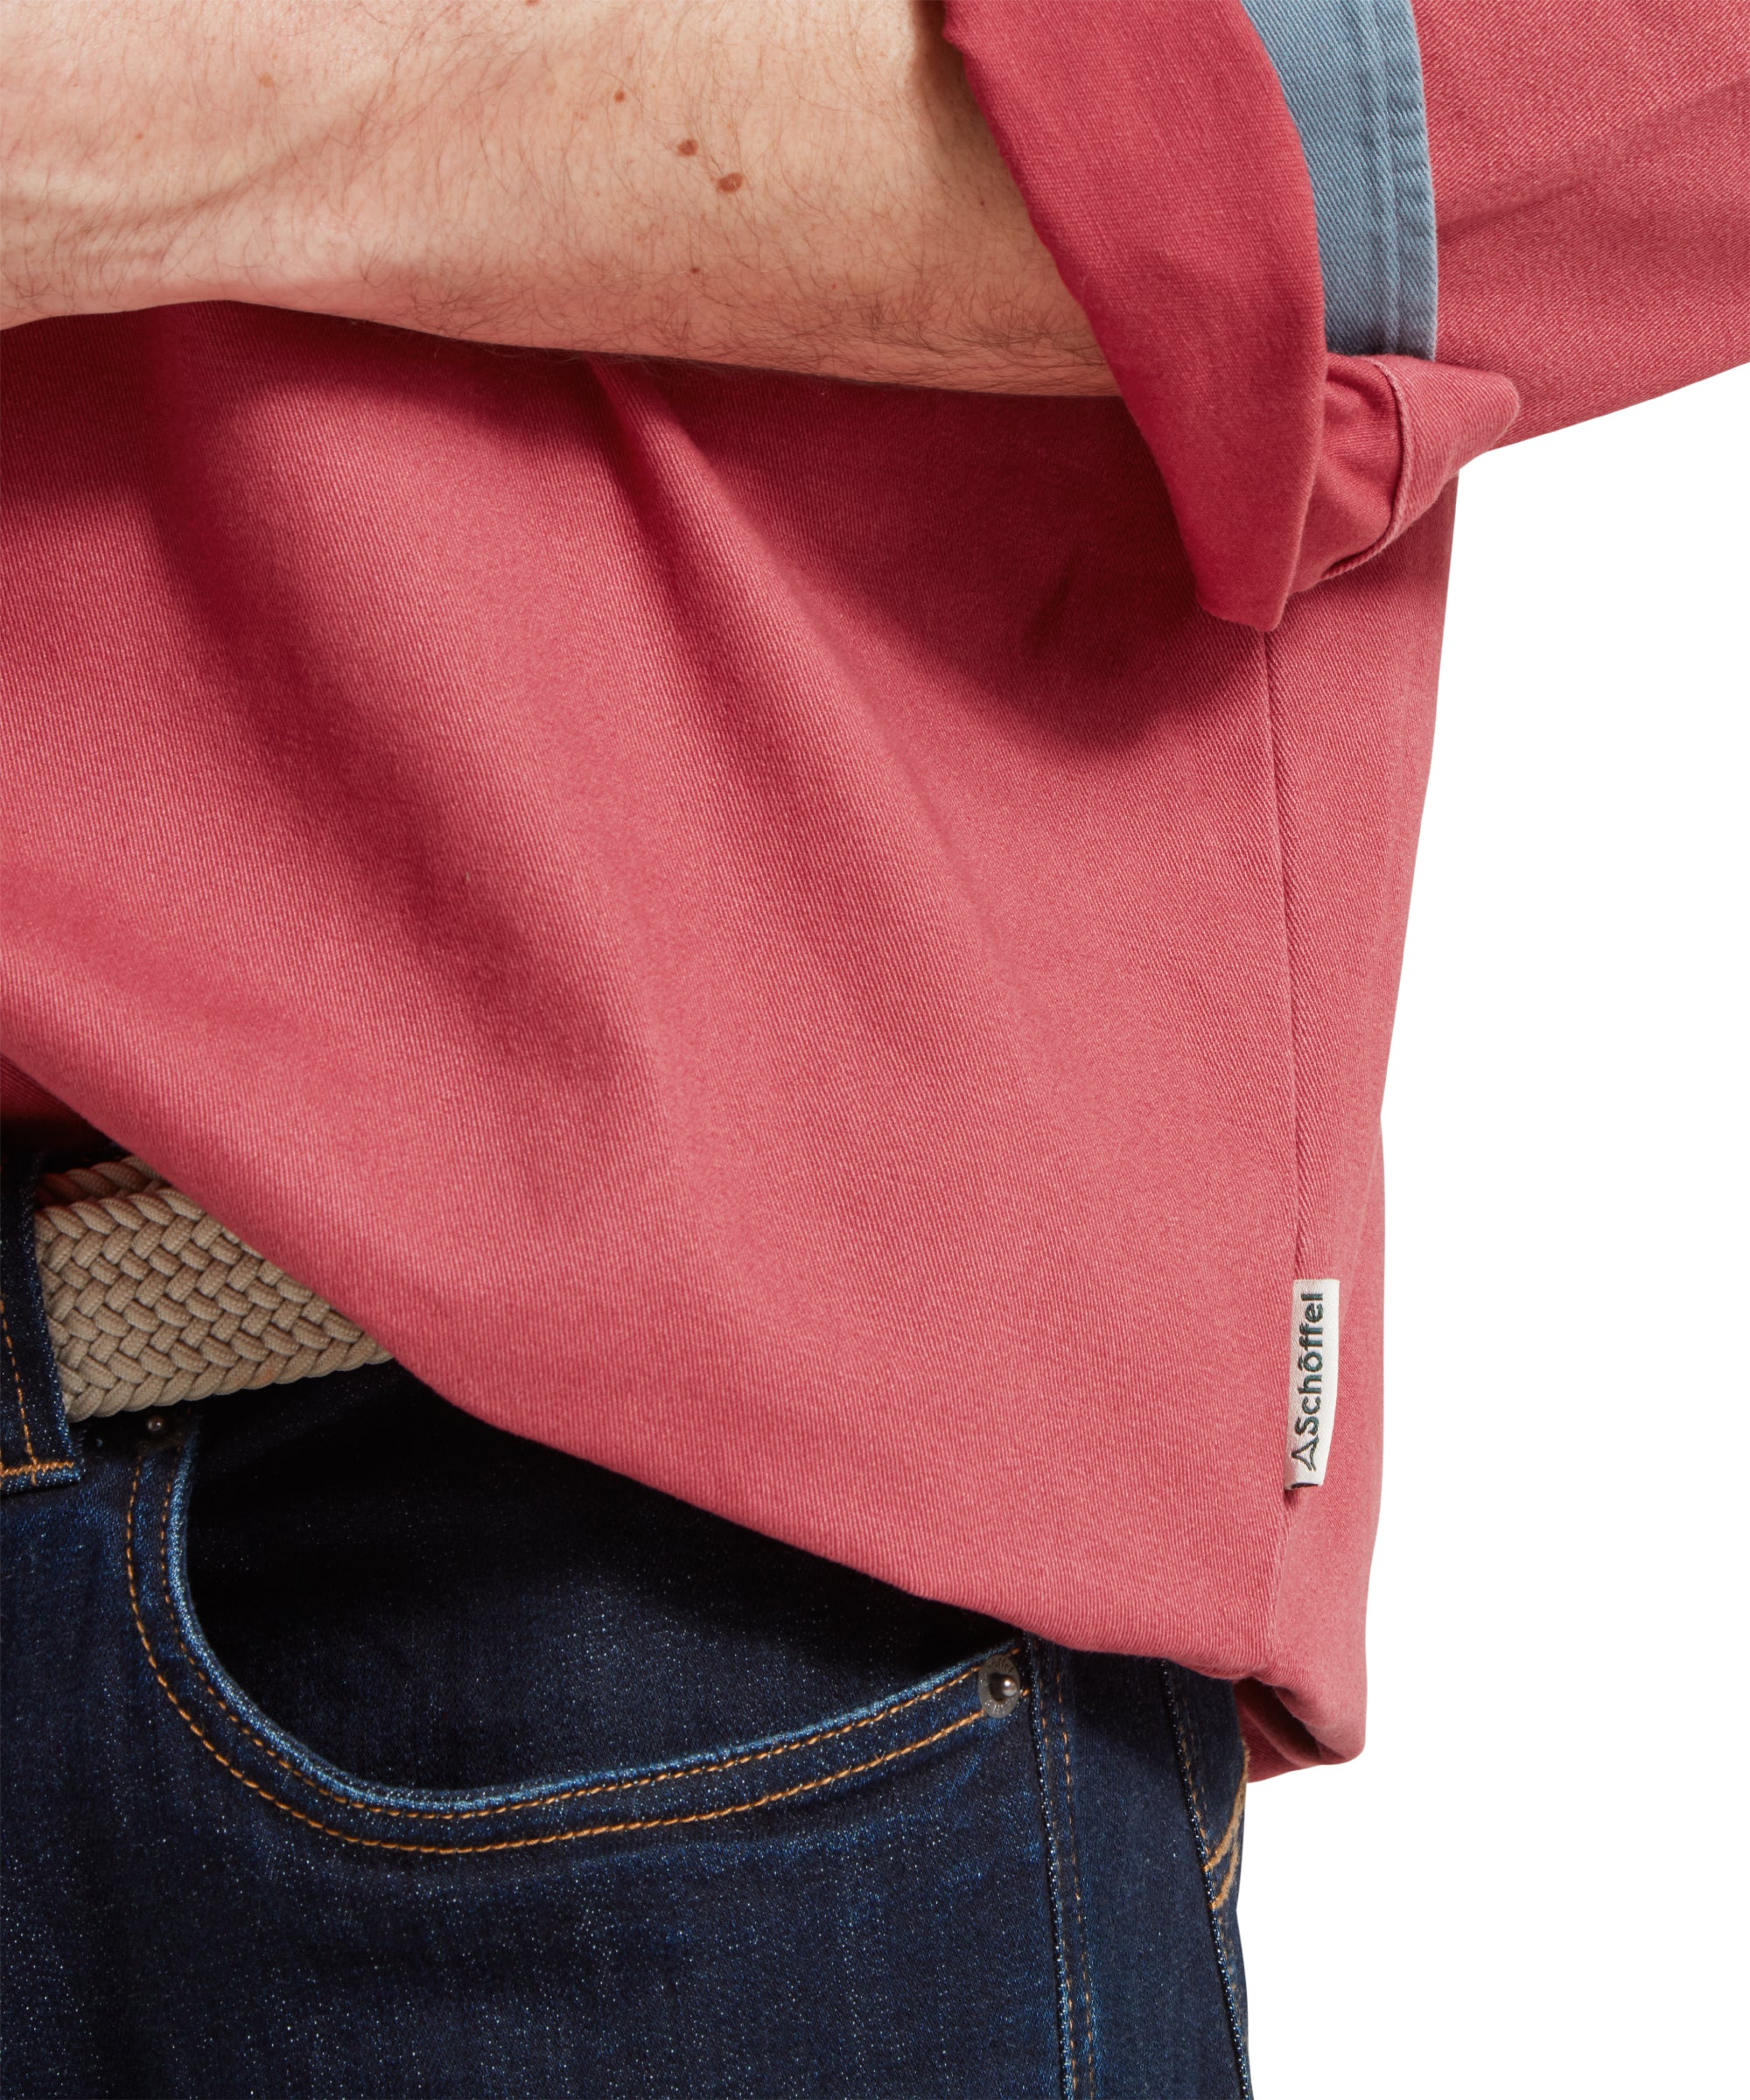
[1284,1278,1340,1489]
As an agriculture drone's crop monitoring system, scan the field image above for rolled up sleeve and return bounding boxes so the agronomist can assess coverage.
[946,0,1747,626]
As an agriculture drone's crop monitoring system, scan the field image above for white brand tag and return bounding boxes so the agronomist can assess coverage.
[1284,1278,1340,1489]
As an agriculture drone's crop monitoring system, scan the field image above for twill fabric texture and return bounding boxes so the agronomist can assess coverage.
[2,2,1746,1772]
[1236,0,1438,356]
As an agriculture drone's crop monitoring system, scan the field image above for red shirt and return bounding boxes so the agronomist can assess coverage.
[5,1,1746,1774]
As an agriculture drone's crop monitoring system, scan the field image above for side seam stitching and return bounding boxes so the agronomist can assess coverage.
[1161,1666,1256,2100]
[1025,1636,1082,2100]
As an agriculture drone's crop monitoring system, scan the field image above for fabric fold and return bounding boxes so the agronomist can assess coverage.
[4,3,1746,1782]
[1238,0,1438,358]
[945,1,1480,631]
[943,0,1331,629]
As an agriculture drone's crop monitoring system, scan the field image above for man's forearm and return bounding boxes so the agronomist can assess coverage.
[0,0,1116,394]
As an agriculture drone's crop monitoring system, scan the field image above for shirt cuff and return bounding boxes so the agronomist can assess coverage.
[944,0,1468,630]
[943,0,1331,629]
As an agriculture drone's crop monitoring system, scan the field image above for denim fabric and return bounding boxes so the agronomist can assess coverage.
[1238,0,1439,356]
[3,1358,1252,2098]
[0,1152,80,1496]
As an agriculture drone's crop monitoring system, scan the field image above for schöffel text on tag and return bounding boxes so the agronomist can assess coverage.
[1284,1278,1340,1489]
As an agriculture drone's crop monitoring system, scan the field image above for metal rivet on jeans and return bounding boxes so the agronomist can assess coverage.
[139,1410,172,1440]
[978,1660,1024,1715]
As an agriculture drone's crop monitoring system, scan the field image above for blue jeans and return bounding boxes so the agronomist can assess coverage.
[3,1194,1252,2096]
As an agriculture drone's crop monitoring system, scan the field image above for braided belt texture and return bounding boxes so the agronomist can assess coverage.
[36,1158,390,1419]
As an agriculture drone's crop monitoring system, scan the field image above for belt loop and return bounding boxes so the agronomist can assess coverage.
[1,1149,82,1493]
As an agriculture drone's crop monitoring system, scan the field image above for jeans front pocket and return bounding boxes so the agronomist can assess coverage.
[4,1370,1063,2099]
[147,1367,1023,1840]
[6,1366,1250,2098]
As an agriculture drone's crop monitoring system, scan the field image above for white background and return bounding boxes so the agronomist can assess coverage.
[1242,363,1749,2097]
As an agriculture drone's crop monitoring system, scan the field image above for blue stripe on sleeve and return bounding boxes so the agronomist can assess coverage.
[1237,0,1438,358]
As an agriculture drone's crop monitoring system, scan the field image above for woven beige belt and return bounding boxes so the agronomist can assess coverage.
[35,1158,389,1420]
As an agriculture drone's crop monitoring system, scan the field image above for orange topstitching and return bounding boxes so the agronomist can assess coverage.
[125,1456,1002,1855]
[3,1296,42,1468]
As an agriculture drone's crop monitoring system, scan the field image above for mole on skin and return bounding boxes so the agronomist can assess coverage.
[676,138,698,156]
[716,173,745,192]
